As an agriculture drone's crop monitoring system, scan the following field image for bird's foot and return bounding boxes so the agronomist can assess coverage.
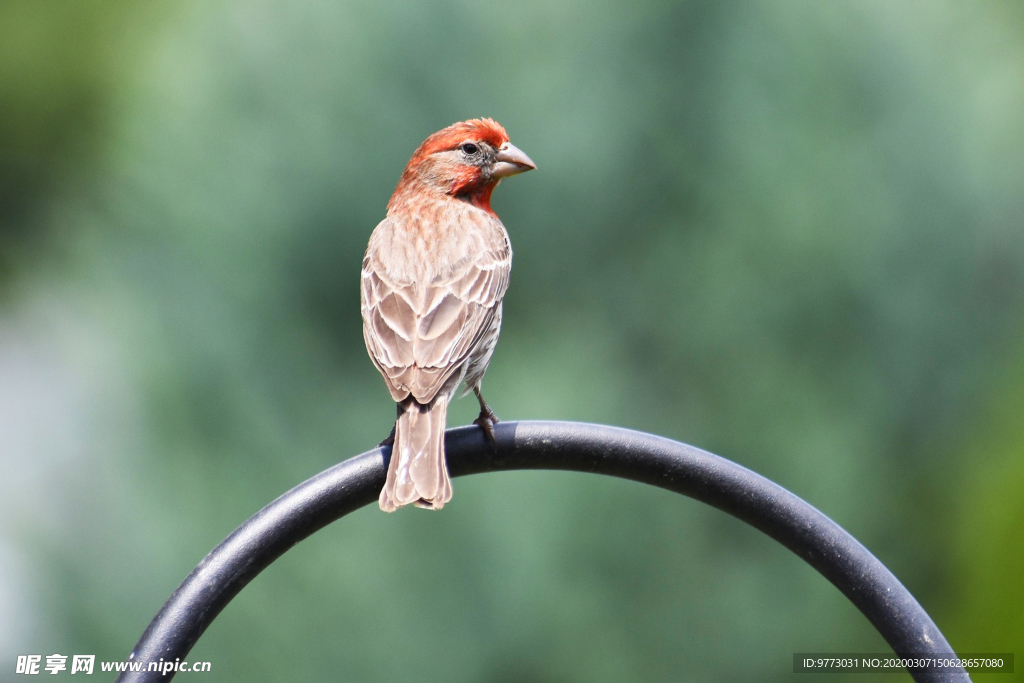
[473,406,500,447]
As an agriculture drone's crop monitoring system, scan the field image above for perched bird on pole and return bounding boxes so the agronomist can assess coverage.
[361,118,536,512]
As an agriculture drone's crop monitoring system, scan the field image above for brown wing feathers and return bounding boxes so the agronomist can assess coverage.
[362,224,510,405]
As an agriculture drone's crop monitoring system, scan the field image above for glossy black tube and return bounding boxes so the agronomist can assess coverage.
[117,421,969,682]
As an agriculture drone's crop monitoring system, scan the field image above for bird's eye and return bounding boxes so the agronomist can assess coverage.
[460,142,479,155]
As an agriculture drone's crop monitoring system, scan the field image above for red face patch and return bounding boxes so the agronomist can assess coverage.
[412,118,509,160]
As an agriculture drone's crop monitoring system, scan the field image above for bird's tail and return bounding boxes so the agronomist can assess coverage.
[379,396,452,512]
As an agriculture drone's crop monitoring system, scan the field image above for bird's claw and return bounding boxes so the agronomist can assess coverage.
[473,407,499,448]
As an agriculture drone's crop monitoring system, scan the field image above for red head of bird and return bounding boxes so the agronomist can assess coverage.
[388,118,536,216]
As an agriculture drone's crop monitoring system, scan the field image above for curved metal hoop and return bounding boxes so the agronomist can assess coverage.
[118,421,970,682]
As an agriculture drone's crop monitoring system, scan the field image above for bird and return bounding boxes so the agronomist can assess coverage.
[361,118,536,512]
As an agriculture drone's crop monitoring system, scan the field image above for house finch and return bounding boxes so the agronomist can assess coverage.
[361,118,535,512]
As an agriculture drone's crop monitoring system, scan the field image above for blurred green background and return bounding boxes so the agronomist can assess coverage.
[1,0,1022,681]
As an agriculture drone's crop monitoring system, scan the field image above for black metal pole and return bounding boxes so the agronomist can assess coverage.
[117,421,969,682]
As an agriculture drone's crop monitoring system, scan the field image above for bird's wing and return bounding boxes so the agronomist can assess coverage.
[361,215,511,404]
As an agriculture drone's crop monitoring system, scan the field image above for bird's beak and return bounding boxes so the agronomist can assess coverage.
[492,142,536,178]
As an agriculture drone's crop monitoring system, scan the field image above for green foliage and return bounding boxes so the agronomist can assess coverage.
[0,0,167,278]
[944,351,1024,679]
[2,0,1023,681]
